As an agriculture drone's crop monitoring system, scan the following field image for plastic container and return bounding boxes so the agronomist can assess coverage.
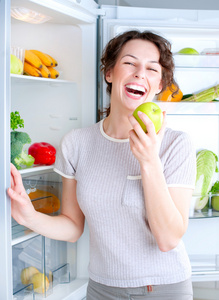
[12,235,76,299]
[201,48,219,55]
[190,194,209,217]
[11,46,25,75]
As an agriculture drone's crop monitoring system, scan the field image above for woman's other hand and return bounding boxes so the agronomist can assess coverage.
[8,163,37,226]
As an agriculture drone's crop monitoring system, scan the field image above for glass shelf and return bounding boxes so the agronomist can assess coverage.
[190,254,219,282]
[11,74,75,85]
[190,209,219,219]
[19,165,55,178]
[154,100,219,115]
[174,54,219,69]
[11,220,40,246]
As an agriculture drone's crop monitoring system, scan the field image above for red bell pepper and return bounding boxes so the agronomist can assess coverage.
[28,142,56,165]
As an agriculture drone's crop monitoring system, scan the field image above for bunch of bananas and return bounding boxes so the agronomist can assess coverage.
[24,50,59,79]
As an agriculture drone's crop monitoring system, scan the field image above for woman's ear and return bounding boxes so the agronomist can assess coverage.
[105,69,112,83]
[157,81,163,94]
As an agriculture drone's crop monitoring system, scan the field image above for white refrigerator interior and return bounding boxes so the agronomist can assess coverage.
[2,1,219,299]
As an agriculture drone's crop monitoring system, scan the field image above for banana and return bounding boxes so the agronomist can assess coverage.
[47,54,58,67]
[24,62,42,77]
[47,66,59,79]
[40,64,51,78]
[30,50,53,67]
[25,50,42,69]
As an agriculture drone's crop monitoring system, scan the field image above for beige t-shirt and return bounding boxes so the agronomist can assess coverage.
[54,119,196,288]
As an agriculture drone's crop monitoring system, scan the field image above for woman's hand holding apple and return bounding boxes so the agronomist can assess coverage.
[128,110,166,167]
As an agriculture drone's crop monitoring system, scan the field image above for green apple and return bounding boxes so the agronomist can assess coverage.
[178,47,199,55]
[133,102,163,133]
[10,54,23,74]
[211,195,219,211]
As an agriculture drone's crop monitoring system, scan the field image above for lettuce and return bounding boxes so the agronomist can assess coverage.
[194,149,218,196]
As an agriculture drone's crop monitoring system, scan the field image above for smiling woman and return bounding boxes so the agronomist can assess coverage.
[9,30,196,300]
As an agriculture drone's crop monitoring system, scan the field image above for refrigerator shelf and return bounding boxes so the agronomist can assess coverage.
[11,74,75,85]
[12,228,40,246]
[174,54,219,69]
[193,281,219,300]
[190,210,219,219]
[13,279,88,300]
[45,278,88,300]
[155,100,219,115]
[190,254,219,282]
[19,165,55,177]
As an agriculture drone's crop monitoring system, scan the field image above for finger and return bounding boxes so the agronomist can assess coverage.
[10,163,26,194]
[137,111,156,136]
[128,113,150,142]
[157,111,167,139]
[129,129,140,146]
[8,187,29,203]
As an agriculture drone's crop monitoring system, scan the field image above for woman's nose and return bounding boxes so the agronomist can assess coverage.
[134,67,145,79]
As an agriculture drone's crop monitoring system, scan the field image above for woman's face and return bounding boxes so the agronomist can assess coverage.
[106,39,162,113]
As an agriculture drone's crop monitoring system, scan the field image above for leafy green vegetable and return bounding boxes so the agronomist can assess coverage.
[10,111,34,169]
[11,131,35,170]
[10,111,24,131]
[194,149,218,197]
[209,181,219,194]
[11,131,34,169]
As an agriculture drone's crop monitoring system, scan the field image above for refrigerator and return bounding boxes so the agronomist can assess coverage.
[1,0,219,299]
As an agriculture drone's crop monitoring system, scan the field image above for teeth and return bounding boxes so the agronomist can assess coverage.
[126,84,146,93]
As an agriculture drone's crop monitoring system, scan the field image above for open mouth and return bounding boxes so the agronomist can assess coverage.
[125,84,146,97]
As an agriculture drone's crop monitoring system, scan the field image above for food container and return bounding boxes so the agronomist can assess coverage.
[190,194,209,217]
[201,48,219,55]
[209,193,219,212]
[11,46,25,75]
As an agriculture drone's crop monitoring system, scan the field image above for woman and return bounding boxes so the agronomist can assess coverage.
[8,30,196,299]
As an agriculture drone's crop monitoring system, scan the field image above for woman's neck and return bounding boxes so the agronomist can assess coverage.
[103,112,132,139]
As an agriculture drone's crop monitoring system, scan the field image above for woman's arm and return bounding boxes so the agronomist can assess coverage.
[8,163,85,243]
[140,158,192,252]
[128,112,193,252]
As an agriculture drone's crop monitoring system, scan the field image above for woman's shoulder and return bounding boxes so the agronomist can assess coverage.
[164,127,192,142]
[62,121,101,144]
[162,127,194,152]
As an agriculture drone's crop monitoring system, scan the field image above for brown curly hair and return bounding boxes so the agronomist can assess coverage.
[100,30,178,116]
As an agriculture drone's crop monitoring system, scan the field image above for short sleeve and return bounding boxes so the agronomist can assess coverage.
[54,131,76,179]
[161,130,196,189]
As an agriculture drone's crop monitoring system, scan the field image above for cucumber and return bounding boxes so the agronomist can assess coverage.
[182,94,193,100]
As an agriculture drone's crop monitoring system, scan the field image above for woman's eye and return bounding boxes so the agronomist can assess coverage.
[124,62,134,66]
[149,68,158,72]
